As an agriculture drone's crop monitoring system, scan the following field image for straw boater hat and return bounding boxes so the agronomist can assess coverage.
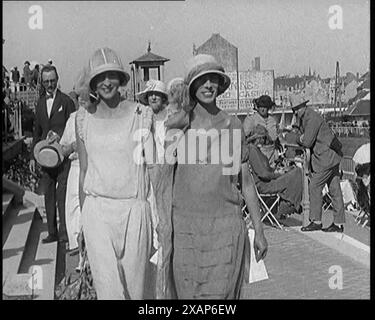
[34,140,64,168]
[136,80,168,105]
[184,54,231,100]
[290,95,309,112]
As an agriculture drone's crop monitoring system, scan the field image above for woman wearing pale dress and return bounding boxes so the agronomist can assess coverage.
[76,48,154,299]
[60,68,91,271]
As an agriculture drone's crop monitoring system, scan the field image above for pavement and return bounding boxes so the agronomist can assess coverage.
[60,209,370,300]
[241,210,370,299]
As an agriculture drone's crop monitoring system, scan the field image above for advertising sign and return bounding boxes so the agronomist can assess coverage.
[217,70,274,114]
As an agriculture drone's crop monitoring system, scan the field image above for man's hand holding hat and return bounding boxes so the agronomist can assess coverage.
[46,130,61,144]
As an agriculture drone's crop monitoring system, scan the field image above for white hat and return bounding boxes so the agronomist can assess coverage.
[136,80,168,105]
[88,47,130,91]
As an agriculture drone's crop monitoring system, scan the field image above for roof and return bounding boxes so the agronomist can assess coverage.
[196,33,237,52]
[358,78,370,90]
[274,76,305,88]
[362,92,370,100]
[359,71,369,81]
[130,50,169,64]
[346,100,370,116]
[347,89,368,106]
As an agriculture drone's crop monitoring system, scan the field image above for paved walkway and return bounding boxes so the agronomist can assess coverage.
[241,214,370,299]
[60,211,370,300]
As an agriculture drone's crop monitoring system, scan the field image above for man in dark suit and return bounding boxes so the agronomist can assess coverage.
[291,97,345,233]
[29,65,76,243]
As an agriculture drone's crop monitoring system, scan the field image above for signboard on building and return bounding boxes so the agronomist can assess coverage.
[217,70,274,114]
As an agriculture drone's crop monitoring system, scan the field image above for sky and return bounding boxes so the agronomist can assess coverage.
[3,0,370,92]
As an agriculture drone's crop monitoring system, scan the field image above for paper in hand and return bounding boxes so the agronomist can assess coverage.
[248,228,269,284]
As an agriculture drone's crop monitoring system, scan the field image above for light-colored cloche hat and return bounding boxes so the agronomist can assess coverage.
[290,95,309,112]
[34,140,64,168]
[184,54,231,99]
[136,80,168,105]
[88,47,130,91]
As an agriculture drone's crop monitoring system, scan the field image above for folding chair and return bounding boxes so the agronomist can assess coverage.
[354,210,370,227]
[255,187,284,230]
[241,190,283,230]
[241,163,284,230]
[322,185,333,213]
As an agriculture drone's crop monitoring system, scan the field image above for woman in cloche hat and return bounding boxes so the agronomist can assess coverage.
[75,47,154,300]
[166,54,268,299]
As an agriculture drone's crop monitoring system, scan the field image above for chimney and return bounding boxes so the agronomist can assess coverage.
[254,57,260,71]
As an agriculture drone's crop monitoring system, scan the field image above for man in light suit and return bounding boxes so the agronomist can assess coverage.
[291,97,345,232]
[30,65,76,243]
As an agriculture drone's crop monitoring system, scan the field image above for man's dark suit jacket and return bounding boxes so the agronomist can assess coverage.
[297,107,342,173]
[32,89,76,160]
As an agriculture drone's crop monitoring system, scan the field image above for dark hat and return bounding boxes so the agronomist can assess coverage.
[254,95,275,109]
[24,61,30,65]
[34,140,64,168]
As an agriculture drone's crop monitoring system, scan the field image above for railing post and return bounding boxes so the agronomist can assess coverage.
[4,107,8,143]
[18,101,23,138]
[14,103,18,139]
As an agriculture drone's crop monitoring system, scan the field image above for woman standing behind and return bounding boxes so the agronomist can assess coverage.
[170,54,268,299]
[60,67,90,258]
[75,47,154,299]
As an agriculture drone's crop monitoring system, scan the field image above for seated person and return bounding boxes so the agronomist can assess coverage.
[246,125,303,219]
[355,162,370,215]
[243,95,280,167]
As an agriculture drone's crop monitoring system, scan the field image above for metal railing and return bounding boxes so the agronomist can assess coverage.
[331,126,370,138]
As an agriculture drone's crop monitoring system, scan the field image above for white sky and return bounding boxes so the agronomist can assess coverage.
[3,0,370,92]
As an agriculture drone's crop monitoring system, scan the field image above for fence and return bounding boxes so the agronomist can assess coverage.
[3,100,25,143]
[9,84,40,110]
[331,126,370,138]
[3,84,40,143]
[340,156,356,181]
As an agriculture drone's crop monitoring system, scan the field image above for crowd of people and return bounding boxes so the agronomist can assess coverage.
[3,59,55,97]
[17,47,368,300]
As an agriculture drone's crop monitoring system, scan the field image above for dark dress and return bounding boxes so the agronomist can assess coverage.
[171,104,248,299]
